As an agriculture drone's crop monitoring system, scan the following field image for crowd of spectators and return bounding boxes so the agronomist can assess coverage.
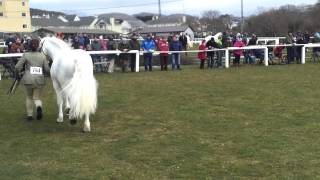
[2,30,320,74]
[196,30,320,69]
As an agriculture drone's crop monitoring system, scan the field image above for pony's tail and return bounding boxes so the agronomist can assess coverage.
[62,59,97,119]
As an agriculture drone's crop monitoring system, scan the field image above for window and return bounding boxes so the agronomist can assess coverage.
[0,2,2,6]
[0,12,3,17]
[22,1,25,6]
[23,24,27,29]
[22,12,26,17]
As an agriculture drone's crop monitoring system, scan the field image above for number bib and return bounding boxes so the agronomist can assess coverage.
[30,67,43,75]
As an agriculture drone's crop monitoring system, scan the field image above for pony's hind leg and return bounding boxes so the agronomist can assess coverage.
[83,114,91,133]
[65,97,70,114]
[56,93,64,123]
[65,97,77,125]
[53,80,64,123]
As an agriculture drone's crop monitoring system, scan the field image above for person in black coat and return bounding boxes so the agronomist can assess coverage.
[179,33,188,55]
[129,34,140,72]
[206,37,216,68]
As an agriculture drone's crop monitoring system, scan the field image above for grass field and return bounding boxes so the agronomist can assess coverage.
[1,64,320,179]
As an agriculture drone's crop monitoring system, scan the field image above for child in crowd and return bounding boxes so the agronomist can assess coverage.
[198,40,207,69]
[233,35,245,66]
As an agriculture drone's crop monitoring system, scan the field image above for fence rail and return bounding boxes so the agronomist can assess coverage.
[1,43,320,80]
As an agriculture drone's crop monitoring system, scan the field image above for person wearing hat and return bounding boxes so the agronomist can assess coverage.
[158,36,169,71]
[129,33,140,72]
[118,36,130,72]
[141,34,156,71]
[206,37,216,69]
[15,39,50,121]
[170,35,182,70]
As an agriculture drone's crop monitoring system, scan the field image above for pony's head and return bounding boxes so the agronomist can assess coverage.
[39,37,71,57]
[39,37,50,56]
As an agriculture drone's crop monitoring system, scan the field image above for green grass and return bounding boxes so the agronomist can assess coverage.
[1,64,320,179]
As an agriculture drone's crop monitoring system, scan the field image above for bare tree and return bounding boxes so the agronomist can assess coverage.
[201,10,221,33]
[220,14,234,30]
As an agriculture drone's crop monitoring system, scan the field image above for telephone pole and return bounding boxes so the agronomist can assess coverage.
[158,0,162,17]
[241,0,244,33]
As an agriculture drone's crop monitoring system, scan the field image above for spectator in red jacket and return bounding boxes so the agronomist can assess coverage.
[158,36,169,71]
[10,38,24,53]
[198,40,207,69]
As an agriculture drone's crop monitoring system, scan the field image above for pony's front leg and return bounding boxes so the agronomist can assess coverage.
[83,114,91,132]
[56,94,64,123]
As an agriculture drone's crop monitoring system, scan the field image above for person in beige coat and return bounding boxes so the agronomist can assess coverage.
[15,39,50,121]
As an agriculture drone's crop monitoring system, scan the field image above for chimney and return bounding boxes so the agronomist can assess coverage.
[182,16,186,23]
[152,16,159,21]
[110,17,115,30]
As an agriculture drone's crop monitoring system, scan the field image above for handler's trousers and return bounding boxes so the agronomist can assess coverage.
[24,85,43,117]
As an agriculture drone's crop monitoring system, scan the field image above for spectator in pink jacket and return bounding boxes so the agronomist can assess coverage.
[233,36,245,66]
[99,35,107,50]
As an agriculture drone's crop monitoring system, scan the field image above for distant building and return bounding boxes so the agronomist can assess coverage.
[146,14,194,27]
[33,27,118,37]
[144,14,199,39]
[137,25,194,39]
[98,13,146,34]
[0,0,32,32]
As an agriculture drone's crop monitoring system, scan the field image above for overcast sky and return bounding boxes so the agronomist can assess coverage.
[30,0,318,16]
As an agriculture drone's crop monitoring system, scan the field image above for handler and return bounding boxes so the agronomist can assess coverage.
[15,39,50,121]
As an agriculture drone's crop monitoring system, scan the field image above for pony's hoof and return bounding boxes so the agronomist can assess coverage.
[56,118,63,123]
[70,119,77,125]
[65,108,70,116]
[83,127,91,133]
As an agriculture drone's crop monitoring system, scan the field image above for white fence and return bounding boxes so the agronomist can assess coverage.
[1,43,320,80]
[88,50,140,73]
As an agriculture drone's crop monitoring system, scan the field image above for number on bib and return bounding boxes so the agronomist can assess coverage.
[30,67,43,75]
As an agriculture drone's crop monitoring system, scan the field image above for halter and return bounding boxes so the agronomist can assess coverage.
[39,39,48,56]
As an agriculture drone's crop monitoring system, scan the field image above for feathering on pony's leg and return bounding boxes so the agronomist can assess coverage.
[83,114,91,132]
[52,80,64,123]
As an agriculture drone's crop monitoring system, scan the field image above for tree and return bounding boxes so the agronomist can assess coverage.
[201,10,221,33]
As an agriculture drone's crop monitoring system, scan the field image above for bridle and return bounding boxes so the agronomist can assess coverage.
[39,39,48,56]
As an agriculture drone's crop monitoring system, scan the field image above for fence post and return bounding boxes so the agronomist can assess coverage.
[264,47,269,66]
[225,49,229,68]
[301,45,306,64]
[135,50,140,72]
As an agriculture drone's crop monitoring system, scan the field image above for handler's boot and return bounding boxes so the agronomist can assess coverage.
[35,100,43,120]
[36,106,42,120]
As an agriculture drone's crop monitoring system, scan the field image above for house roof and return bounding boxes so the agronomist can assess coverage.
[31,18,68,27]
[65,15,77,22]
[146,14,195,25]
[138,25,191,34]
[68,16,96,27]
[133,12,158,17]
[34,27,119,35]
[32,16,97,28]
[98,13,146,28]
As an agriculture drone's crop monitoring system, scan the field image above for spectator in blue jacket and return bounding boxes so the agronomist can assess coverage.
[170,36,182,70]
[141,34,156,71]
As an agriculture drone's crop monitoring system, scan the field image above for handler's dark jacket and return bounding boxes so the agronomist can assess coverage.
[118,40,130,60]
[15,52,50,86]
[129,39,140,50]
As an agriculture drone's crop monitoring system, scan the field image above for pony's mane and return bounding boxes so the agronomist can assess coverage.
[43,37,71,50]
